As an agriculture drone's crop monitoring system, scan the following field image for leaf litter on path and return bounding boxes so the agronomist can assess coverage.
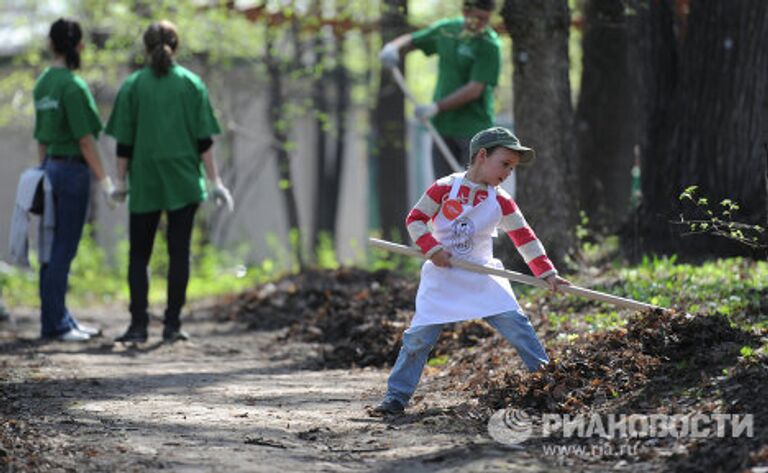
[220,268,767,472]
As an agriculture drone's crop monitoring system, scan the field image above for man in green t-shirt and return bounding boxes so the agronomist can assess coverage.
[380,0,501,179]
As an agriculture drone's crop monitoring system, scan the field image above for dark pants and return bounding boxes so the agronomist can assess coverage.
[128,203,198,331]
[39,159,90,338]
[431,136,471,179]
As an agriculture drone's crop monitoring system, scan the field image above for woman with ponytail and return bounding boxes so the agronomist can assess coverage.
[32,18,117,342]
[106,20,233,343]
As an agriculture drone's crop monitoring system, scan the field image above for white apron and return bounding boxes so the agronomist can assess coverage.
[411,173,521,328]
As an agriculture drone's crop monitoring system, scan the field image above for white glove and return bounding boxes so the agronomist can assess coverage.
[415,102,439,121]
[111,178,128,203]
[209,177,234,212]
[378,43,400,69]
[99,177,117,209]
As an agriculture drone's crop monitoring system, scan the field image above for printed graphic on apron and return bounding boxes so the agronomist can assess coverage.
[450,216,475,255]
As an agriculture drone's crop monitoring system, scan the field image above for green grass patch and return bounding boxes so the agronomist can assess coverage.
[540,253,768,335]
[427,355,449,367]
[0,224,274,308]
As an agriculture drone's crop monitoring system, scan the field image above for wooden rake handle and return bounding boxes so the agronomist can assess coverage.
[389,67,463,173]
[368,238,663,312]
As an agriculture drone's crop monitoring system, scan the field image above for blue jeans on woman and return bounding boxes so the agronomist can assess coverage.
[383,310,549,406]
[39,158,90,338]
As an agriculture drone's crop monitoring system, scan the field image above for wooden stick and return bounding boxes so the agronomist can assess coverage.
[369,238,663,312]
[390,67,463,173]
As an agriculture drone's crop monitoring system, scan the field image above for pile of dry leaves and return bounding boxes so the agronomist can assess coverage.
[467,309,760,414]
[217,269,766,471]
[216,268,495,368]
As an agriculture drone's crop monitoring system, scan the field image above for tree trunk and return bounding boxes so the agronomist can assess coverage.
[575,0,636,232]
[311,21,330,250]
[630,0,678,255]
[373,0,409,242]
[265,30,305,269]
[329,35,348,242]
[501,0,576,269]
[311,19,348,250]
[637,0,768,256]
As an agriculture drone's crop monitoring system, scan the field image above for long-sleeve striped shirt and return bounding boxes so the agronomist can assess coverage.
[405,175,557,278]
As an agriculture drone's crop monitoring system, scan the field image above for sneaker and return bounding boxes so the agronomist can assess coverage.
[115,325,148,343]
[75,322,102,337]
[162,327,189,343]
[58,328,90,342]
[370,398,405,416]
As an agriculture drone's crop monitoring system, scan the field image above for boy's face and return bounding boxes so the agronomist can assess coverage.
[479,148,520,186]
[463,8,491,34]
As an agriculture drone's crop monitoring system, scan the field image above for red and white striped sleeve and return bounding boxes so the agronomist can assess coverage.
[496,189,557,278]
[405,176,453,257]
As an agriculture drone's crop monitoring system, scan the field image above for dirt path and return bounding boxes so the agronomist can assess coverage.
[0,305,560,472]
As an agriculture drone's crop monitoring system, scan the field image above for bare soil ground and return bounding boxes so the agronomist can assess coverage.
[1,268,766,472]
[0,304,558,473]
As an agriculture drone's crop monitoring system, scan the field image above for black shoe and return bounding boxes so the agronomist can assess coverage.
[115,325,148,343]
[162,327,189,343]
[371,398,405,417]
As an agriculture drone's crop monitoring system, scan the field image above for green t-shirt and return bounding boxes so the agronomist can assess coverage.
[411,17,501,138]
[105,64,221,213]
[33,67,102,155]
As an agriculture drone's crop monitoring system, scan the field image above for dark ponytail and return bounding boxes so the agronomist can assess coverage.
[49,18,83,69]
[143,20,179,76]
[463,0,496,11]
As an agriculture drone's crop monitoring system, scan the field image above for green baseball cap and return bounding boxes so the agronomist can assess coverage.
[469,126,536,165]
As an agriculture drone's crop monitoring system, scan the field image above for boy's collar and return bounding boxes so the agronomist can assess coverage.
[461,174,489,189]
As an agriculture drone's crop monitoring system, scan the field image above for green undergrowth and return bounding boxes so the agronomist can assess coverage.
[0,227,421,309]
[2,229,766,341]
[537,254,768,337]
[0,225,276,308]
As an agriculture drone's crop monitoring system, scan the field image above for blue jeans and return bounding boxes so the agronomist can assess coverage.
[39,158,90,338]
[384,310,549,406]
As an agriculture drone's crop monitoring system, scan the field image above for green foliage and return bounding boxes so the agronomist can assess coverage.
[0,226,428,309]
[0,69,37,128]
[540,251,767,336]
[0,0,271,127]
[613,255,767,328]
[568,0,584,105]
[678,186,766,248]
[315,232,340,270]
[0,224,273,308]
[368,247,421,275]
[367,231,423,275]
[575,210,590,241]
[5,228,766,344]
[427,354,449,367]
[568,210,620,271]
